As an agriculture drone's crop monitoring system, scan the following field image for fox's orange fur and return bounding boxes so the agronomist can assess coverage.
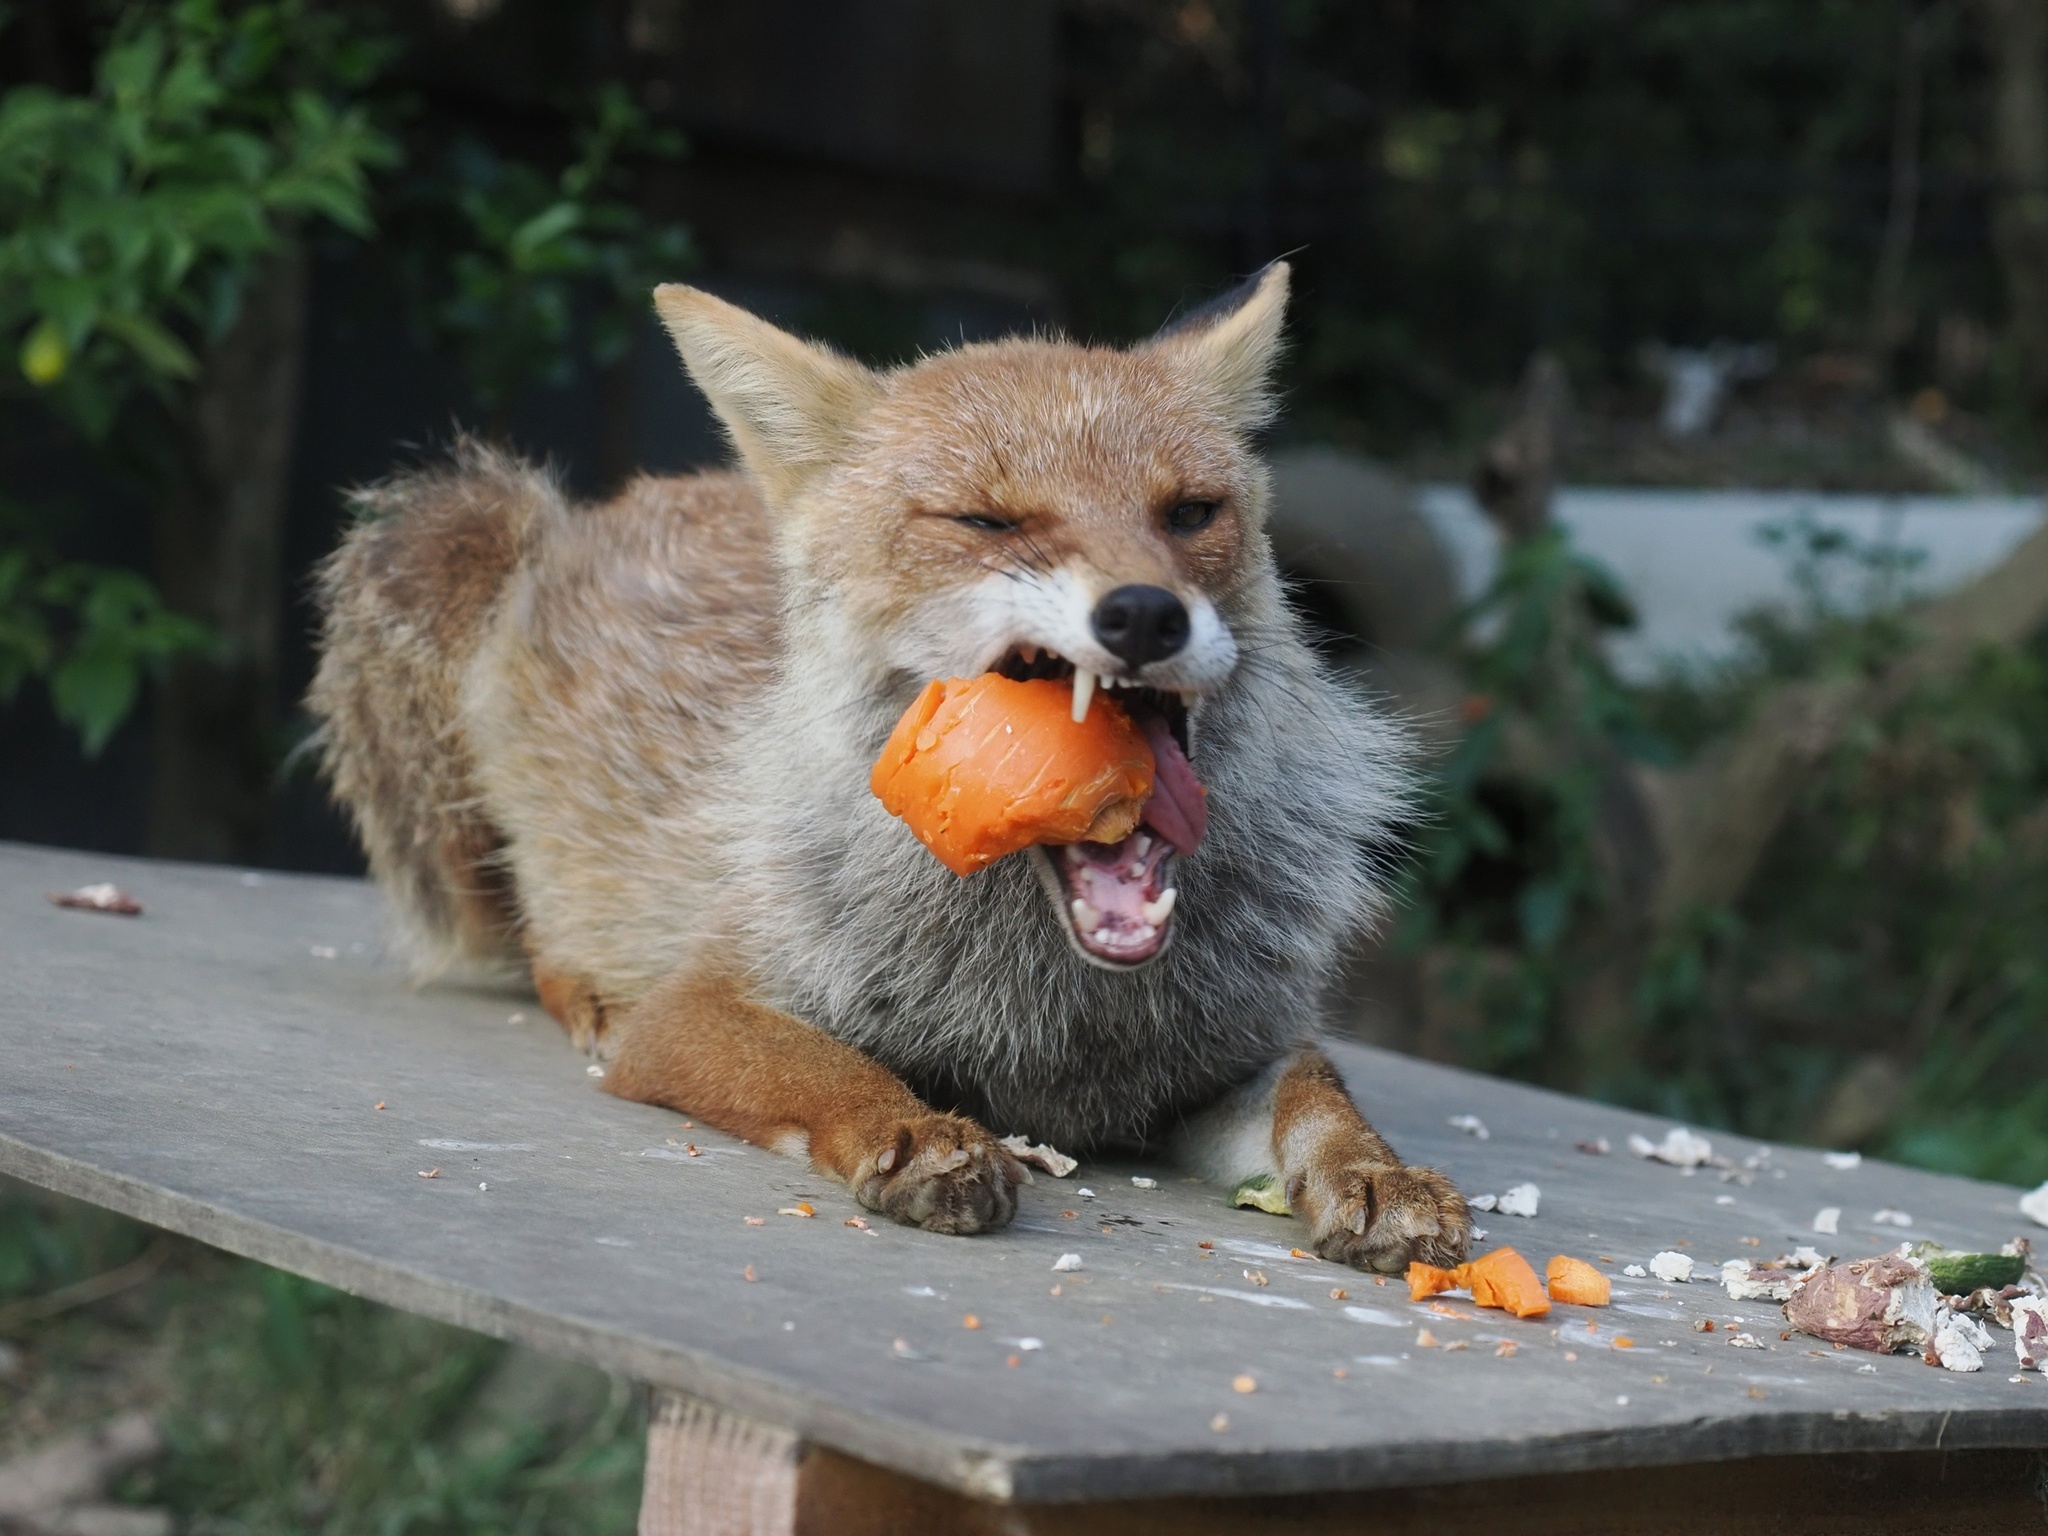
[310,265,1471,1267]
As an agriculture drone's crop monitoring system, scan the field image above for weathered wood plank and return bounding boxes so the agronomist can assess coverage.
[2,842,2044,1505]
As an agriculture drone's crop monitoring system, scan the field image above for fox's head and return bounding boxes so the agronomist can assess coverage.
[653,266,1296,972]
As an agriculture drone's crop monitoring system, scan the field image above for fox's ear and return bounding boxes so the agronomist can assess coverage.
[653,284,880,496]
[1146,261,1290,429]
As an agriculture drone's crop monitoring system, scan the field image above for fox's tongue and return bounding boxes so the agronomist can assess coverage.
[1139,715,1207,855]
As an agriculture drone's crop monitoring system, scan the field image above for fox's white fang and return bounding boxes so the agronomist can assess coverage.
[1141,888,1178,926]
[1070,897,1102,930]
[1071,668,1097,722]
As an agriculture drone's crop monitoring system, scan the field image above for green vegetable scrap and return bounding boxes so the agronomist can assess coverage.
[1229,1174,1291,1216]
[1911,1241,2028,1296]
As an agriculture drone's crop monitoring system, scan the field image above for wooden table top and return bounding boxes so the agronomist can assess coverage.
[2,841,2042,1503]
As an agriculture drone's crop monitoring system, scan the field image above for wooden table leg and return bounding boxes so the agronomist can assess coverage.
[639,1391,801,1536]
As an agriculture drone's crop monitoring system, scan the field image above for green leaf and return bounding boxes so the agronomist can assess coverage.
[97,309,198,379]
[49,646,140,757]
[508,201,581,264]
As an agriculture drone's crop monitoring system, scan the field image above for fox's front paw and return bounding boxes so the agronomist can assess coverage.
[1290,1160,1470,1273]
[849,1115,1025,1235]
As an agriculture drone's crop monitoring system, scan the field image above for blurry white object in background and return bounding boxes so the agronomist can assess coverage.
[1640,341,1777,437]
[1415,486,2046,681]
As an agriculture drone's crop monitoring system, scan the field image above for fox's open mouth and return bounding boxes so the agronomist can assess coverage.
[994,645,1202,971]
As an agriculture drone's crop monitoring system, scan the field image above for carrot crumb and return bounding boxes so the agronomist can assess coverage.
[1290,1248,1318,1261]
[1330,1288,1348,1300]
[417,1168,439,1179]
[1746,1386,1768,1400]
[1232,1374,1257,1394]
[685,1144,701,1157]
[1373,1276,1387,1287]
[1614,1337,1635,1349]
[1496,1340,1518,1358]
[1564,1351,1578,1361]
[963,1314,981,1330]
[1006,1354,1021,1367]
[1210,1413,1230,1433]
[1197,1240,1214,1250]
[1333,1367,1349,1378]
[1416,1328,1440,1349]
[742,1265,757,1282]
[844,1217,869,1229]
[374,1101,385,1110]
[1062,1211,1077,1219]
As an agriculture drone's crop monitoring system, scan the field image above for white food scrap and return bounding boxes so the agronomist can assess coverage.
[49,882,144,916]
[1813,1207,1842,1235]
[1720,1259,1798,1303]
[2020,1180,2048,1229]
[1051,1253,1084,1272]
[1448,1115,1490,1140]
[1872,1208,1914,1228]
[1576,1137,1612,1155]
[1622,1264,1648,1278]
[1496,1184,1541,1218]
[1929,1314,1993,1373]
[1628,1128,1714,1168]
[1648,1251,1694,1284]
[998,1135,1078,1178]
[1468,1193,1498,1212]
[1130,1176,1158,1189]
[1823,1151,1862,1170]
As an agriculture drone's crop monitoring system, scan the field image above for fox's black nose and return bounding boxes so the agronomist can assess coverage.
[1092,584,1190,668]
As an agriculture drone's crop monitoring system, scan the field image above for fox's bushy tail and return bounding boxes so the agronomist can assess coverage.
[308,439,559,976]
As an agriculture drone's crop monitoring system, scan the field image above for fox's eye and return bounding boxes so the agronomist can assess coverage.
[953,513,1018,533]
[1167,500,1219,533]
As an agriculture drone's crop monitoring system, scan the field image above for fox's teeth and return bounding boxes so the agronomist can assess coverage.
[1133,833,1152,858]
[1141,888,1178,926]
[1071,669,1097,722]
[1070,898,1101,930]
[1019,643,1039,664]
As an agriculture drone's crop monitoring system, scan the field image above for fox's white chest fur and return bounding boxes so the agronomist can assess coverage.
[718,570,1411,1150]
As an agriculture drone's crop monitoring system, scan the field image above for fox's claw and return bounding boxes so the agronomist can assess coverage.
[1290,1160,1470,1273]
[850,1114,1024,1235]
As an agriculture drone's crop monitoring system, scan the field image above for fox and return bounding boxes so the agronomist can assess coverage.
[308,261,1472,1272]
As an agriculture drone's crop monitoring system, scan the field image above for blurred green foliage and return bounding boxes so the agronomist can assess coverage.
[0,1179,644,1535]
[0,0,394,437]
[392,82,695,413]
[1408,512,2048,1187]
[1395,526,1654,1080]
[1060,0,1998,452]
[0,1,693,755]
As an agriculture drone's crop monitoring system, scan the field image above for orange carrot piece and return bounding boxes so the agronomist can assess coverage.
[870,675,1155,875]
[1545,1254,1612,1307]
[1460,1247,1550,1319]
[1407,1261,1460,1302]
